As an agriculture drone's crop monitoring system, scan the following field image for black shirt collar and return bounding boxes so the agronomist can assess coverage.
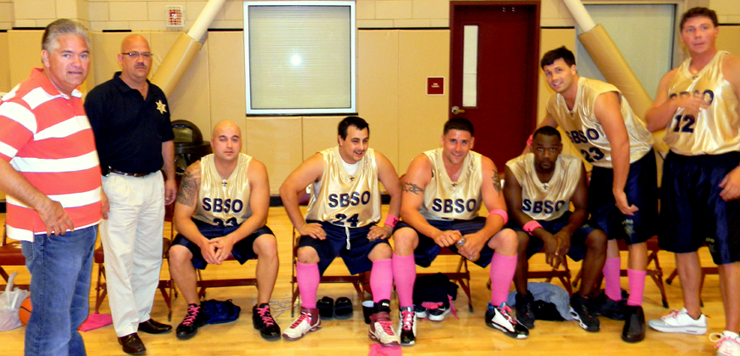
[111,71,152,97]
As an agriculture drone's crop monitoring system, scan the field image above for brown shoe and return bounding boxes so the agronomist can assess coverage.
[118,333,146,355]
[138,318,172,334]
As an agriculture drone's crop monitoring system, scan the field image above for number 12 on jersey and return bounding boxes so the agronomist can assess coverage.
[672,114,696,133]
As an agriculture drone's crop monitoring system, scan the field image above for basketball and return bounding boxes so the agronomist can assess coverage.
[19,296,32,327]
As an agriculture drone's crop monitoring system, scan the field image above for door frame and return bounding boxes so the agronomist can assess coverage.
[448,1,541,137]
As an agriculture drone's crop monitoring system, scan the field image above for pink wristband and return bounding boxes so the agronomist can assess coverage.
[523,220,542,235]
[384,214,399,228]
[488,209,508,225]
[526,135,533,147]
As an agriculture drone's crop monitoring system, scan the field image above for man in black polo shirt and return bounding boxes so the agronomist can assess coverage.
[85,34,176,355]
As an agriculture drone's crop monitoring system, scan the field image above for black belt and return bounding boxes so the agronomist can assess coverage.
[108,168,153,178]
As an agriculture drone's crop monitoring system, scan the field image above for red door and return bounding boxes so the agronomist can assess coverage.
[449,2,540,168]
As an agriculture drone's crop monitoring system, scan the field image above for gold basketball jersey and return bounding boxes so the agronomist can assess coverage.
[506,153,582,221]
[547,77,654,168]
[304,147,381,227]
[420,148,483,221]
[664,51,740,155]
[193,153,253,227]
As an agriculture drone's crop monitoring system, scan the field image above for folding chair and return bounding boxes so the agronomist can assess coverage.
[94,206,178,321]
[416,248,473,312]
[573,236,668,308]
[0,225,27,291]
[290,229,369,317]
[528,254,573,295]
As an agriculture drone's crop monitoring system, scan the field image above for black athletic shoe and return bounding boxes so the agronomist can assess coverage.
[622,305,646,343]
[317,296,334,320]
[570,294,599,332]
[253,303,281,341]
[590,292,626,321]
[515,292,535,330]
[398,307,417,346]
[176,304,207,340]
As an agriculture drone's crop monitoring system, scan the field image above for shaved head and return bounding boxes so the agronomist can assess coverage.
[212,120,241,139]
[121,34,148,53]
[211,120,242,163]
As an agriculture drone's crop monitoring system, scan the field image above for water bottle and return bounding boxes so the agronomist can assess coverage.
[456,237,479,262]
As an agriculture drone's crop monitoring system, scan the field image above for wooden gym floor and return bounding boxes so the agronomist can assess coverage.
[0,206,726,356]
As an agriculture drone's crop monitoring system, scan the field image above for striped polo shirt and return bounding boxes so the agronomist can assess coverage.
[0,68,102,242]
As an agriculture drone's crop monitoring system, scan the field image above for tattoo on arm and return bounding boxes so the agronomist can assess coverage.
[403,182,424,195]
[492,170,502,194]
[176,168,200,206]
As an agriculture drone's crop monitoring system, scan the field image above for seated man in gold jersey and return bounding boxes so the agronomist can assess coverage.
[280,116,402,346]
[392,118,527,346]
[169,120,280,341]
[504,126,607,332]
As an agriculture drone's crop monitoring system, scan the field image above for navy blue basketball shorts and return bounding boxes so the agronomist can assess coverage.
[394,217,503,268]
[507,211,598,261]
[660,151,740,265]
[172,219,274,270]
[297,220,389,275]
[589,149,658,245]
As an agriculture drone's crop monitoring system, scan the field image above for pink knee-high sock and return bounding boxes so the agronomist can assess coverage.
[371,259,393,303]
[603,257,622,301]
[626,269,646,307]
[392,254,416,308]
[297,262,320,309]
[489,253,517,306]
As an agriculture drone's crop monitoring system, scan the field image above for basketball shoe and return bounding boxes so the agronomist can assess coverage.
[711,331,740,356]
[398,307,417,346]
[485,302,529,339]
[282,307,321,341]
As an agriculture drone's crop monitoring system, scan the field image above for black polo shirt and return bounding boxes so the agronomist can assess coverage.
[85,72,174,175]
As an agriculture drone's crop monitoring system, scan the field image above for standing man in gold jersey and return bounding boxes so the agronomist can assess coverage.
[280,116,402,346]
[645,7,740,356]
[538,46,659,343]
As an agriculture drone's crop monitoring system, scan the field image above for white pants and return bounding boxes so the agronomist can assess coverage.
[101,171,165,337]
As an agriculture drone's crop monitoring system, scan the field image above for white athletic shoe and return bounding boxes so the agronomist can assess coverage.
[647,308,707,335]
[711,331,740,356]
[369,312,400,346]
[282,308,321,341]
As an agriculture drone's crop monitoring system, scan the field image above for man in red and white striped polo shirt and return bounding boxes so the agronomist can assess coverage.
[0,19,105,356]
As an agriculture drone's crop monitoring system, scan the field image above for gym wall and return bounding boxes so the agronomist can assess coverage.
[0,0,738,197]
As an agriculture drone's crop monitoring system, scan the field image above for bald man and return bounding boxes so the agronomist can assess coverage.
[169,121,280,341]
[85,34,176,354]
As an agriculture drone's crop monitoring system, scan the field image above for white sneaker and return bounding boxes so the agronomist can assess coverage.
[282,308,321,341]
[428,306,451,321]
[647,308,707,335]
[414,305,428,319]
[711,331,740,356]
[369,311,400,346]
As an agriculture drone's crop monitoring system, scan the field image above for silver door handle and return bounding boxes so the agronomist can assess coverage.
[451,106,466,115]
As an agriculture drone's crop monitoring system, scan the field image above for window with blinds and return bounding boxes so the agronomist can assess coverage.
[244,1,356,115]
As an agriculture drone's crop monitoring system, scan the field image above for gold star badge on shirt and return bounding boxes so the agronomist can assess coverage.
[156,100,167,114]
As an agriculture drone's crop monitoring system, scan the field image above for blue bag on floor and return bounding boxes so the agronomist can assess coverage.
[201,299,241,325]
